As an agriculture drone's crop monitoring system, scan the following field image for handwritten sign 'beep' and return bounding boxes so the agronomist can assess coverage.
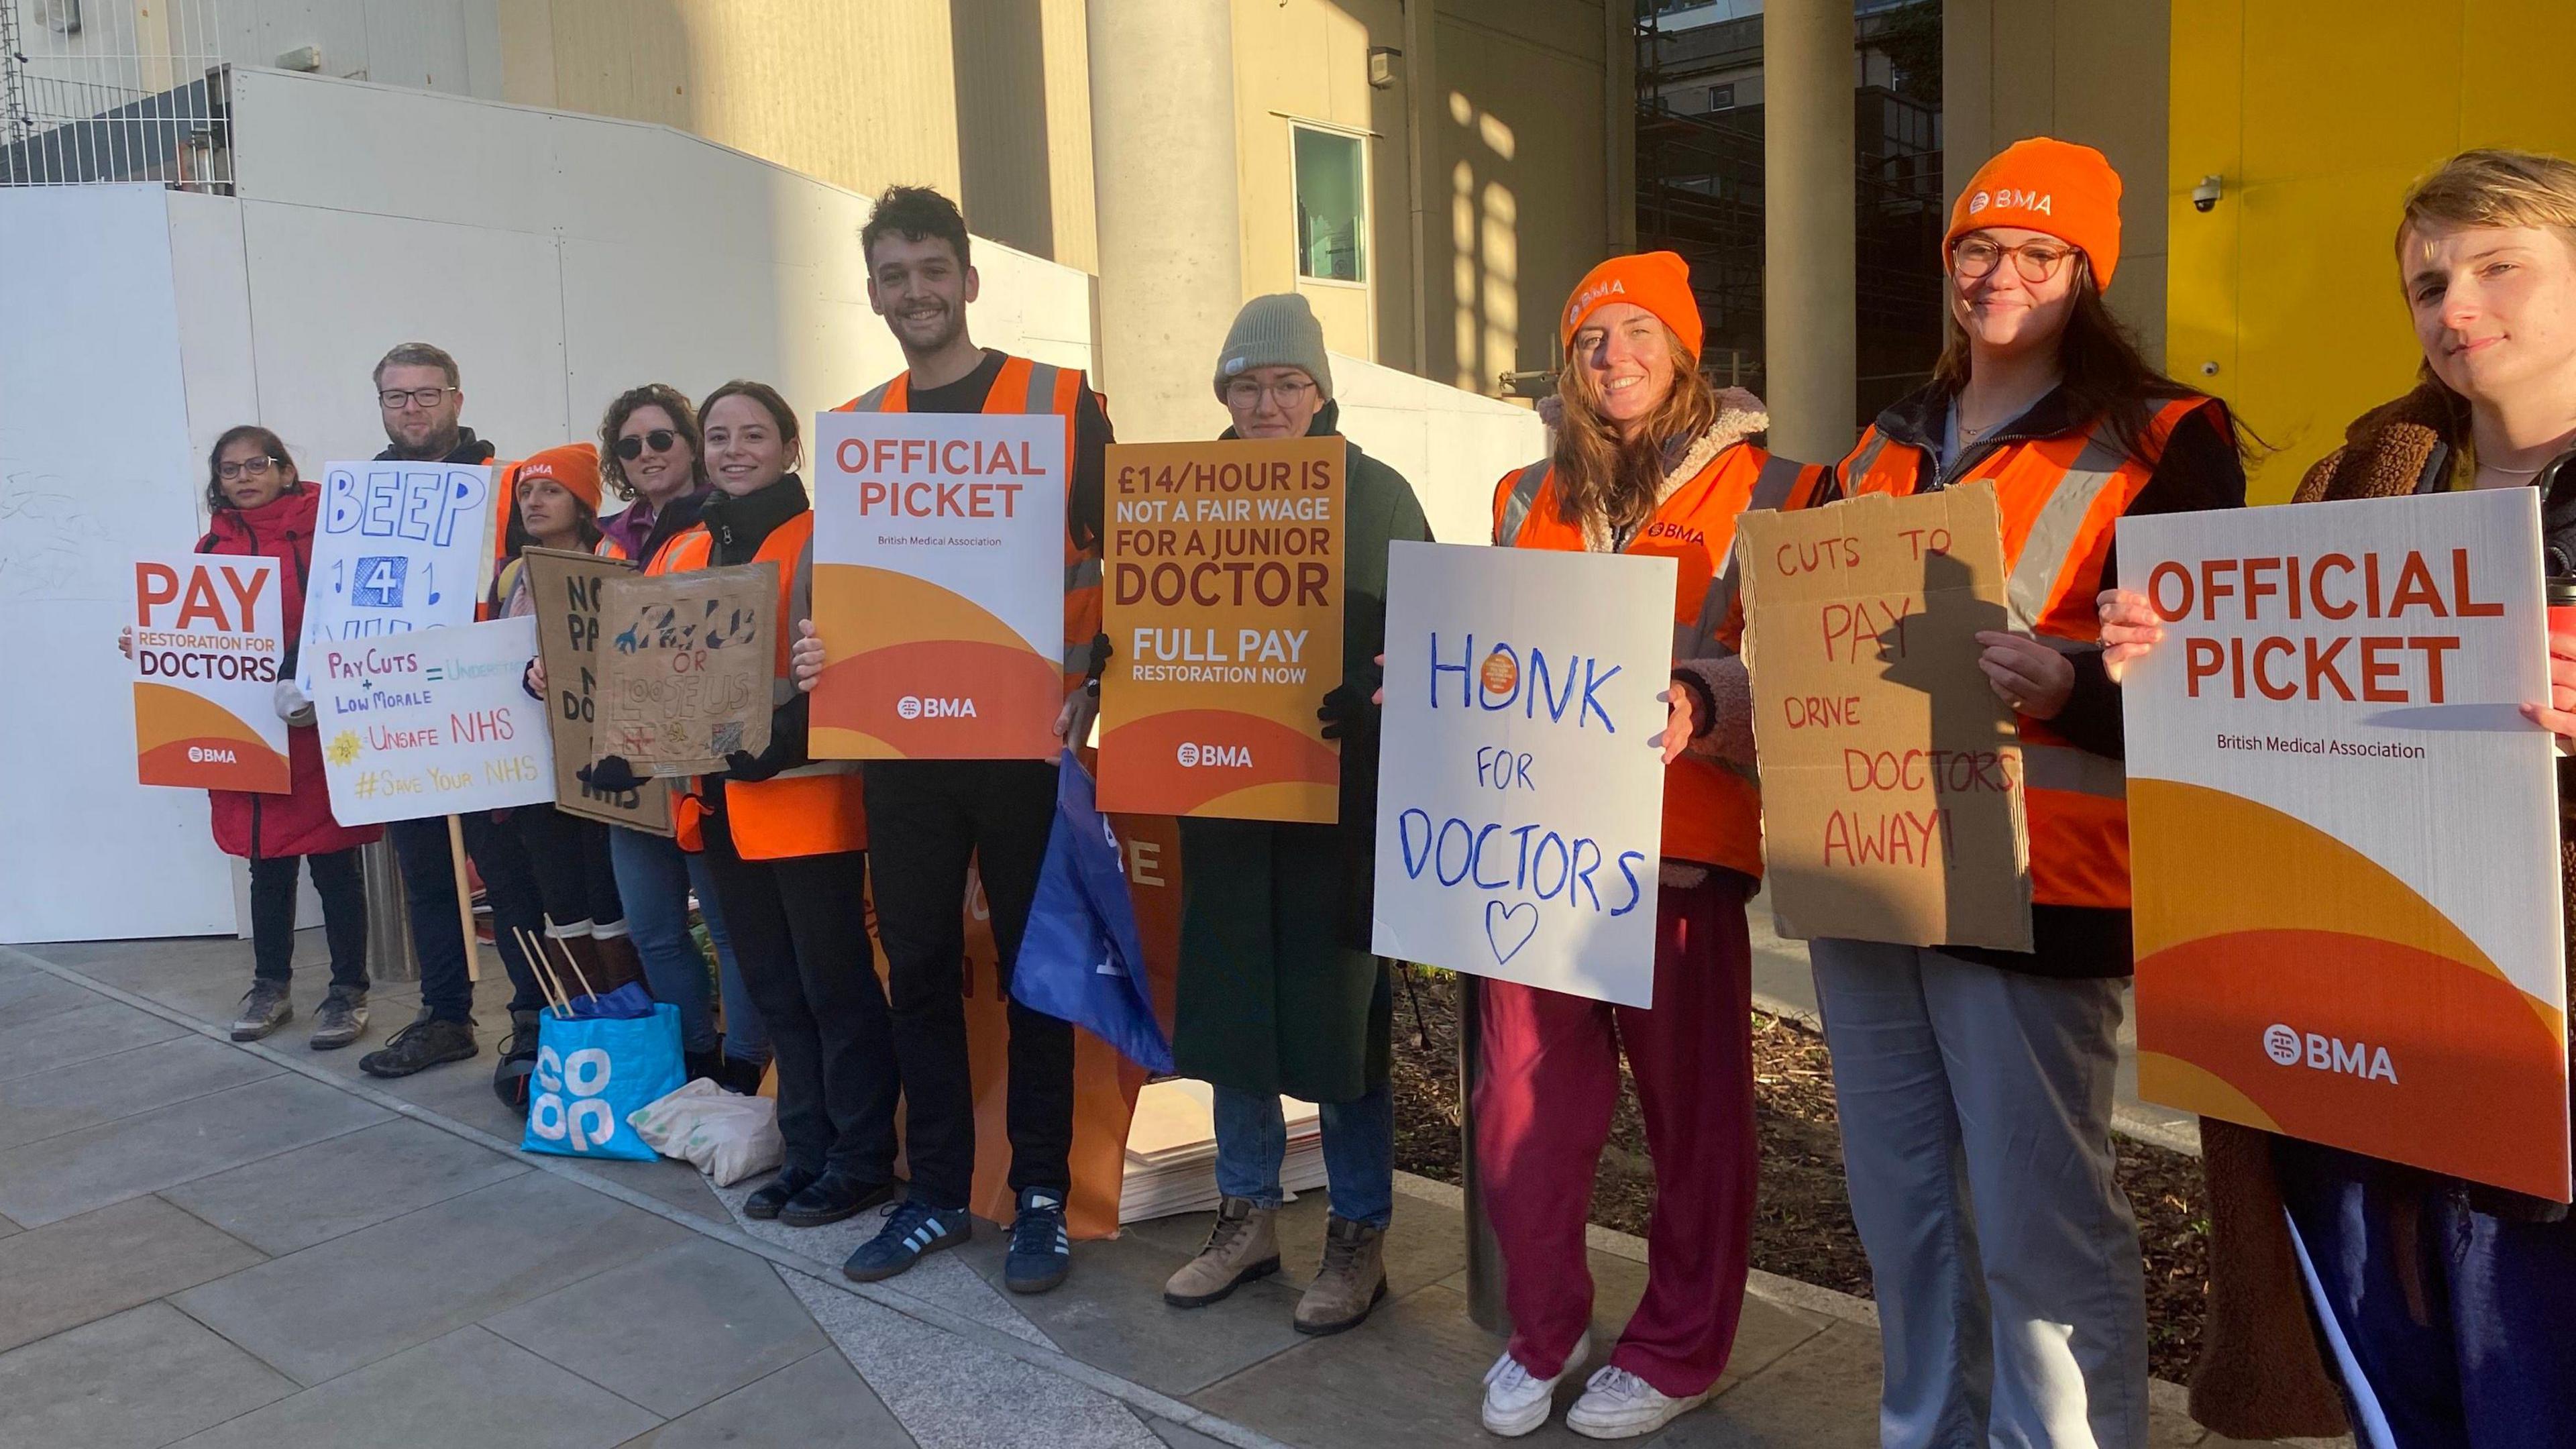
[1370,542,1673,1008]
[1735,482,2031,952]
[129,553,290,793]
[313,616,555,826]
[297,460,492,692]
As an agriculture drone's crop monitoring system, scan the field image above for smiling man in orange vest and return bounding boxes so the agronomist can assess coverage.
[791,185,1113,1295]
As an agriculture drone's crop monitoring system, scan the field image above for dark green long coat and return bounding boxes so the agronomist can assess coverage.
[1173,404,1431,1102]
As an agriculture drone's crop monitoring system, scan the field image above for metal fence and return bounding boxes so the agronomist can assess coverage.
[2,0,231,190]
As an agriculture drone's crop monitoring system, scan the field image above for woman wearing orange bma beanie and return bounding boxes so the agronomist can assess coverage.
[1472,250,1825,1440]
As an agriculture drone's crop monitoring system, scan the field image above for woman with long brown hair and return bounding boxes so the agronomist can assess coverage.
[1473,252,1823,1440]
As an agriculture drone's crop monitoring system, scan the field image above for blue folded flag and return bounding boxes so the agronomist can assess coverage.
[1010,750,1175,1075]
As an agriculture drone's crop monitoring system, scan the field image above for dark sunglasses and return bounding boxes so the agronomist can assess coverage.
[614,429,679,462]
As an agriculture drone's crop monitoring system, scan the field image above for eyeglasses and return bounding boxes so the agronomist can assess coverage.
[1950,237,2074,283]
[217,456,280,480]
[1222,377,1316,408]
[378,386,455,409]
[614,429,679,462]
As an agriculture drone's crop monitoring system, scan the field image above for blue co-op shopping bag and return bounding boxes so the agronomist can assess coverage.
[1011,750,1174,1074]
[521,1001,686,1162]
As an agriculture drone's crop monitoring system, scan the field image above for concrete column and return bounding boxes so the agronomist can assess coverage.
[1085,0,1244,444]
[1762,0,1856,463]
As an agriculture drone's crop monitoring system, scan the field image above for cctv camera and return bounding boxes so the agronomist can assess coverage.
[2192,175,2222,213]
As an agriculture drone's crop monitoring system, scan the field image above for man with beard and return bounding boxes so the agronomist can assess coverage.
[352,342,553,1084]
[789,186,1112,1295]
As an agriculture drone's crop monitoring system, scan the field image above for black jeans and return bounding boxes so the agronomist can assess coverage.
[863,758,1073,1210]
[389,812,547,1021]
[248,849,368,989]
[515,806,626,928]
[696,808,898,1182]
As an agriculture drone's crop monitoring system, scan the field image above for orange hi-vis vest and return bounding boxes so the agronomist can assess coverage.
[647,508,867,861]
[1491,444,1825,878]
[1834,395,2215,910]
[837,355,1101,692]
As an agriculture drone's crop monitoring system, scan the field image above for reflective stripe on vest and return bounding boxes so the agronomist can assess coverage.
[1494,460,1551,546]
[841,355,1097,690]
[1689,454,1826,658]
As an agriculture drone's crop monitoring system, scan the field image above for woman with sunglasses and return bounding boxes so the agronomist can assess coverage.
[570,386,768,1091]
[119,427,381,1049]
[1705,140,2248,1447]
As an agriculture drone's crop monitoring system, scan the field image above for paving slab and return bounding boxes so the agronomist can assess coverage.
[1145,1416,1235,1449]
[0,1301,297,1449]
[0,1195,266,1353]
[0,996,191,1085]
[160,1116,529,1255]
[0,1071,389,1226]
[1653,1320,1885,1448]
[614,1346,917,1448]
[485,1238,828,1419]
[166,1325,662,1449]
[0,970,103,1022]
[0,1032,278,1151]
[172,1169,690,1385]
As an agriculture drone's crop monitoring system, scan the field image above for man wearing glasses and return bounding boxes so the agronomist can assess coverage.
[357,341,553,1084]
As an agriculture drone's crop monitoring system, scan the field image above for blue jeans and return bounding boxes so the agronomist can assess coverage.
[1212,1081,1393,1228]
[606,824,767,1063]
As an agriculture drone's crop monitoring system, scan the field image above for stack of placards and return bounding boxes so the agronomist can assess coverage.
[1119,1079,1326,1223]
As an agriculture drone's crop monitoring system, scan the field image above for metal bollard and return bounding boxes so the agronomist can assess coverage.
[360,837,419,983]
[1456,971,1510,1334]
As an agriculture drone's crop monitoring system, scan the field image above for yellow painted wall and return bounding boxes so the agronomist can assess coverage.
[2168,0,2576,500]
[1230,0,1389,360]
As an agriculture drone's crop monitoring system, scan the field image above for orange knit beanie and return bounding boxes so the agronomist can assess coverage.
[1559,251,1705,358]
[1947,138,2123,290]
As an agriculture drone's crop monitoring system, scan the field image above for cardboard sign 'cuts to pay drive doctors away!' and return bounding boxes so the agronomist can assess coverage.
[297,460,493,693]
[1371,543,1674,1008]
[1097,437,1346,821]
[130,554,291,793]
[1735,482,2033,952]
[808,412,1069,760]
[2121,488,2569,1201]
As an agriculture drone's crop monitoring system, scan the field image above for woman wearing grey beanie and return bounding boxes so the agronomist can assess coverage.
[1159,293,1431,1338]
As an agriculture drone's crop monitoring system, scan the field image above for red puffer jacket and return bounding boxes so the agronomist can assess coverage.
[198,486,382,860]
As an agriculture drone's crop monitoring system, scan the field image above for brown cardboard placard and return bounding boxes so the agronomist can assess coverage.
[522,549,673,835]
[1736,481,2032,951]
[594,561,777,777]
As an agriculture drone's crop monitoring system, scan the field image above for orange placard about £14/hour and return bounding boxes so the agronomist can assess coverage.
[1097,437,1344,821]
[808,411,1069,760]
[130,553,291,793]
[2121,489,2569,1202]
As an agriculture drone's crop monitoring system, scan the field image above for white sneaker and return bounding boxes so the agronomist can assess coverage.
[1564,1364,1711,1439]
[1479,1328,1591,1438]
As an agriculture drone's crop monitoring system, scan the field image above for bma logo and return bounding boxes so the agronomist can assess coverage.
[1988,187,2052,215]
[896,696,978,720]
[1177,742,1252,768]
[188,746,239,764]
[528,1044,620,1152]
[1968,190,1990,215]
[2262,1022,2398,1083]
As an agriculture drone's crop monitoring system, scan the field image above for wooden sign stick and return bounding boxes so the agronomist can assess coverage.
[443,815,480,983]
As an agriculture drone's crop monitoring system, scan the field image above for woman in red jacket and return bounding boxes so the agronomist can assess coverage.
[126,427,382,1048]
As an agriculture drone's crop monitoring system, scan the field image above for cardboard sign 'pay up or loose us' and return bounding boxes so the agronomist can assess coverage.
[594,563,777,777]
[1736,482,2032,952]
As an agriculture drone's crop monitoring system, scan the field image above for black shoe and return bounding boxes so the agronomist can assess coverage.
[720,1055,768,1095]
[358,1014,478,1079]
[492,1009,543,1110]
[744,1167,819,1221]
[307,984,369,1051]
[684,1047,725,1085]
[778,1169,900,1228]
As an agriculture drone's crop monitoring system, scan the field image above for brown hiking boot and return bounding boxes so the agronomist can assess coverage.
[1295,1214,1388,1335]
[1162,1196,1279,1307]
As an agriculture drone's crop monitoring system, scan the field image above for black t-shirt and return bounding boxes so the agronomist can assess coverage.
[904,349,1113,551]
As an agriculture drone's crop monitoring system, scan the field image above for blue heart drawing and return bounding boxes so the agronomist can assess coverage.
[1485,900,1539,967]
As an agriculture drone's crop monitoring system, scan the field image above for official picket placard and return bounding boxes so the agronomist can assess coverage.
[1370,543,1672,1008]
[1736,482,2031,951]
[523,548,672,834]
[313,616,555,826]
[297,459,494,692]
[594,564,777,777]
[2121,489,2569,1201]
[130,554,290,792]
[809,411,1068,759]
[1097,437,1344,820]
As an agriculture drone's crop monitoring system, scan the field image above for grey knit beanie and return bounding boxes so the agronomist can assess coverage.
[1214,293,1333,403]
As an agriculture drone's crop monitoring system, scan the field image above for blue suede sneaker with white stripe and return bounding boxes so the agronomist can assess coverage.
[841,1198,971,1284]
[1004,1187,1072,1294]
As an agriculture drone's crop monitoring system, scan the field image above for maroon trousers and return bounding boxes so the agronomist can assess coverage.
[1472,869,1757,1398]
